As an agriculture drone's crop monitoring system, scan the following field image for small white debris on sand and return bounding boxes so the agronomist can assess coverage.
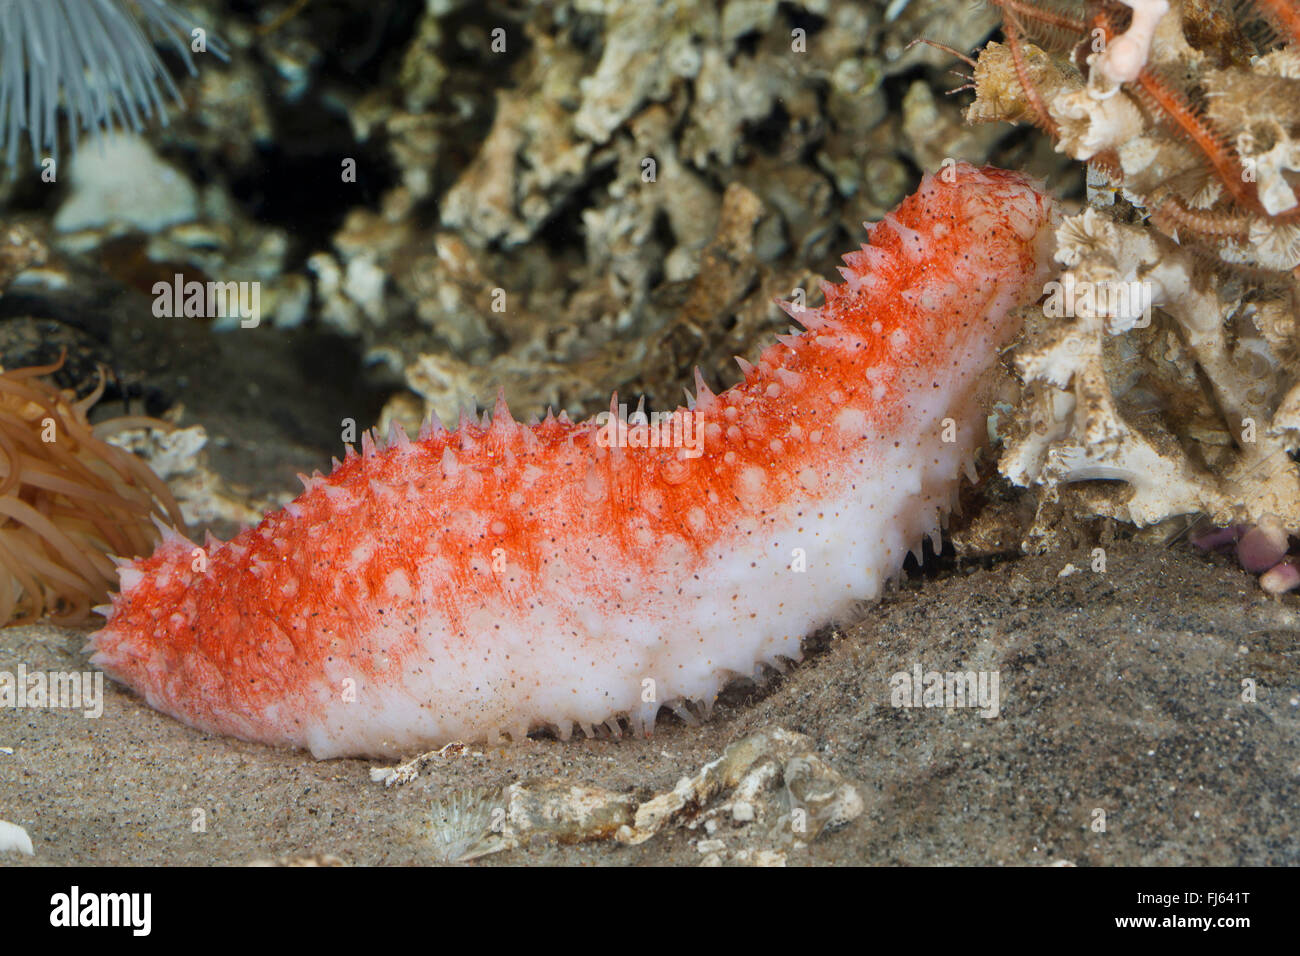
[616,727,865,848]
[406,728,863,863]
[369,741,481,787]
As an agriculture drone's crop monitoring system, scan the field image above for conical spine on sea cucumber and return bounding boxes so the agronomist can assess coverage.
[89,163,1056,758]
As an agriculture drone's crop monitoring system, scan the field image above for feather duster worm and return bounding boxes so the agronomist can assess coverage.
[0,355,184,624]
[90,164,1057,758]
[0,0,228,166]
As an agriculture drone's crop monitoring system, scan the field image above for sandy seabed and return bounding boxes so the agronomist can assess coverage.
[0,541,1295,866]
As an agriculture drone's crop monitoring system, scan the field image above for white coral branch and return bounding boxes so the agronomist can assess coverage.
[1093,0,1170,87]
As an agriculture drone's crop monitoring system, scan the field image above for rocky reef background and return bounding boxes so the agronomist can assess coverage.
[1,0,1083,535]
[959,1,1300,591]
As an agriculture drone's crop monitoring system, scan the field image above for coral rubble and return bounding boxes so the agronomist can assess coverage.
[961,0,1300,582]
[314,0,1050,427]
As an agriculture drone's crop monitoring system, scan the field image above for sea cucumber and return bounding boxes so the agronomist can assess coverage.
[89,163,1056,758]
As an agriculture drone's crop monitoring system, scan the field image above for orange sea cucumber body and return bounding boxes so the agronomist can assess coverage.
[90,163,1055,758]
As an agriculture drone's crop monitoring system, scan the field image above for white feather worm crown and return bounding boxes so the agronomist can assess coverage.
[0,0,227,166]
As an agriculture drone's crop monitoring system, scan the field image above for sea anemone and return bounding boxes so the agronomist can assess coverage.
[0,354,185,625]
[0,0,228,167]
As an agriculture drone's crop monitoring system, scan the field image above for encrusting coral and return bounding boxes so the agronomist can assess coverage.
[1001,207,1300,536]
[969,0,1300,269]
[957,0,1300,590]
[0,355,185,625]
[314,0,1031,432]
